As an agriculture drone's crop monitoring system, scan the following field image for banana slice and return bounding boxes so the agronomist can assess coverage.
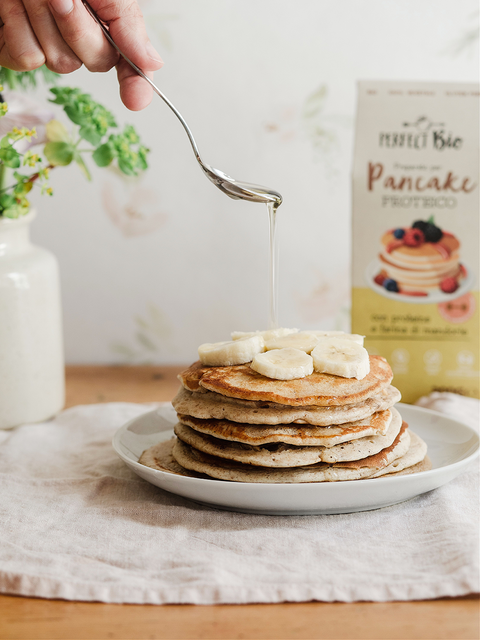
[265,331,319,354]
[251,348,314,380]
[310,331,365,346]
[231,328,298,341]
[311,338,370,379]
[198,336,265,366]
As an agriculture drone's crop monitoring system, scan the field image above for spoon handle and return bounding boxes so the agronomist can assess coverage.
[81,0,201,159]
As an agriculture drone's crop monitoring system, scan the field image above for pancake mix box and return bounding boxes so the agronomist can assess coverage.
[352,81,479,403]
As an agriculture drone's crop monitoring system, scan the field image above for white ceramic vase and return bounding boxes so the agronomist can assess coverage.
[0,210,64,429]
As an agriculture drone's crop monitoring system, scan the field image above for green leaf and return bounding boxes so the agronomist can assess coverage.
[45,119,70,142]
[43,87,148,178]
[0,136,11,148]
[0,201,30,218]
[64,104,86,126]
[0,146,21,168]
[13,180,33,196]
[50,87,81,106]
[73,151,91,181]
[118,157,136,176]
[124,124,139,144]
[1,68,19,90]
[51,88,117,139]
[137,146,149,171]
[92,143,114,167]
[78,124,102,146]
[0,65,59,91]
[41,67,60,86]
[44,141,74,166]
[0,193,16,208]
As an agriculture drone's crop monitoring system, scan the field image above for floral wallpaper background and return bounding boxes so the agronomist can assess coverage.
[25,0,479,364]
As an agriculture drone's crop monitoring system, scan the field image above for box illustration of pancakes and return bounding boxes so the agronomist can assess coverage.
[352,81,479,403]
[139,330,430,483]
[376,218,465,297]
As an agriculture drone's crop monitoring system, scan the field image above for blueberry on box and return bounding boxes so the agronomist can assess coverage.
[383,278,399,292]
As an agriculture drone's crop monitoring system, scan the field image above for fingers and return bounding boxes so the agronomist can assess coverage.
[48,0,119,73]
[0,0,45,71]
[49,0,163,109]
[23,0,81,74]
[89,0,163,71]
[116,59,153,111]
[104,0,163,111]
[0,0,162,112]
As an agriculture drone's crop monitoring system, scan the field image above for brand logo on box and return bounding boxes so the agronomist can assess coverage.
[379,116,463,151]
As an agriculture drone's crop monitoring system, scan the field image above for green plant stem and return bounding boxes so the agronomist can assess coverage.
[0,164,55,194]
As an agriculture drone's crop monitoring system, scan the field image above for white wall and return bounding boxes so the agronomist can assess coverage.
[27,0,479,363]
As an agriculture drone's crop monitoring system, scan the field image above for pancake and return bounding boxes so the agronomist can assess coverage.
[170,423,411,483]
[379,255,462,290]
[139,431,430,481]
[381,230,460,262]
[172,385,401,426]
[382,455,432,477]
[370,431,428,477]
[173,409,402,466]
[379,230,463,293]
[138,437,203,478]
[179,355,393,407]
[179,361,207,392]
[176,407,397,447]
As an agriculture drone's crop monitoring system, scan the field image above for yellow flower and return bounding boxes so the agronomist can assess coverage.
[23,151,41,167]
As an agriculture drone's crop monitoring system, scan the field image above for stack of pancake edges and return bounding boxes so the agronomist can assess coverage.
[139,335,430,483]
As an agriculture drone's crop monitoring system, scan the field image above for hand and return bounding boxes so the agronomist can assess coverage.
[0,0,164,110]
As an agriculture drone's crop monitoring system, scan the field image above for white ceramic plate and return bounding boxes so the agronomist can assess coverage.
[365,258,475,304]
[112,403,479,515]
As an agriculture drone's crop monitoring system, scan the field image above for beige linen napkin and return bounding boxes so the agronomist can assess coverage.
[0,398,478,604]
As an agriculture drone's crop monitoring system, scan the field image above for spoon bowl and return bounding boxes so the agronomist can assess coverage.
[202,165,283,205]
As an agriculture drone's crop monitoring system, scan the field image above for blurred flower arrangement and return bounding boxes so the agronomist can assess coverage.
[0,66,149,218]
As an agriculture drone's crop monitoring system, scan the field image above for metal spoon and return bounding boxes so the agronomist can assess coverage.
[81,1,282,206]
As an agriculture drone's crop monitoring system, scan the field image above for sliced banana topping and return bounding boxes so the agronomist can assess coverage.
[251,348,314,380]
[265,331,320,354]
[309,330,365,346]
[198,336,265,366]
[231,328,298,341]
[311,338,370,380]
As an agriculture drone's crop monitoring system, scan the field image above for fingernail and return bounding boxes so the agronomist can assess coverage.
[145,41,163,63]
[50,0,74,16]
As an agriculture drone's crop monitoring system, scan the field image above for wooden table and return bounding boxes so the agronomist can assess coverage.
[0,366,478,640]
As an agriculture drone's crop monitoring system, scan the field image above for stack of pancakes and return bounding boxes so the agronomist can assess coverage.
[139,355,430,483]
[380,228,463,294]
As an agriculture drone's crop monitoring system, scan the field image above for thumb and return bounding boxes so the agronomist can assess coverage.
[86,0,163,72]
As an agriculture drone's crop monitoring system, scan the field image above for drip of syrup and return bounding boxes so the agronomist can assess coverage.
[267,201,280,329]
